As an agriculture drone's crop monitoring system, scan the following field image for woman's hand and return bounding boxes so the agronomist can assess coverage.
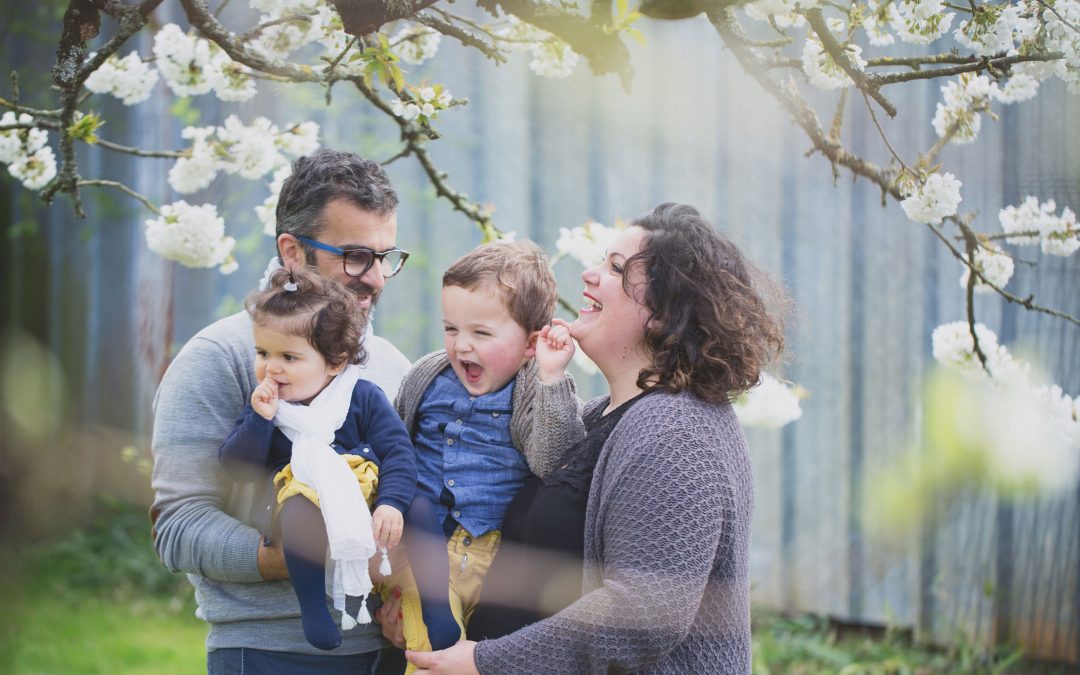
[374,587,406,648]
[372,504,404,549]
[535,318,576,384]
[407,641,479,675]
[251,377,279,420]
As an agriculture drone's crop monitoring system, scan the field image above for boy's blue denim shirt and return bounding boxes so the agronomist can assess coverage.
[412,368,528,537]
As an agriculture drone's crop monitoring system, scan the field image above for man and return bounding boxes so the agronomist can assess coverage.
[150,149,412,674]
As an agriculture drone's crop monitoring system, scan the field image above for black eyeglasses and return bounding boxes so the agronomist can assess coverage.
[296,236,410,278]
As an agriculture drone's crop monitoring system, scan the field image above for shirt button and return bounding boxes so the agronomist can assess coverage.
[455,419,462,425]
[492,412,500,418]
[469,396,475,401]
[447,479,455,487]
[447,438,454,446]
[362,447,369,453]
[453,510,461,518]
[463,537,472,547]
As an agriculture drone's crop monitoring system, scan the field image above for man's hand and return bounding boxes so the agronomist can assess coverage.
[257,538,289,580]
[407,641,479,675]
[535,318,575,384]
[372,504,404,549]
[252,377,279,420]
[375,587,406,648]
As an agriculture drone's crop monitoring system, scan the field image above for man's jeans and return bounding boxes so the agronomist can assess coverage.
[207,647,382,675]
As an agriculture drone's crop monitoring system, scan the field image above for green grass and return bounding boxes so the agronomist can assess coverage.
[0,498,1044,674]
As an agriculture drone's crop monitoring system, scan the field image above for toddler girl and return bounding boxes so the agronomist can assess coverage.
[219,267,416,650]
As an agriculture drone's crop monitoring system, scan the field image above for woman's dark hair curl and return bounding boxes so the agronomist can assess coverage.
[626,202,787,404]
[246,267,368,368]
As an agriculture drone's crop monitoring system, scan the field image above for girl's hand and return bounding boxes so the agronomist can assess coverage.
[252,377,279,420]
[408,641,479,675]
[372,504,404,549]
[535,318,575,384]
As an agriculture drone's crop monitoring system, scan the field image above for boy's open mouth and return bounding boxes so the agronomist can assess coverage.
[581,294,603,312]
[461,360,483,382]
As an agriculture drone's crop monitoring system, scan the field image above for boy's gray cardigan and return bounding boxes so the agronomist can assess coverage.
[393,350,584,478]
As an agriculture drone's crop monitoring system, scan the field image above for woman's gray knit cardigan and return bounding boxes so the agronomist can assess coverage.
[473,391,754,674]
[392,350,585,478]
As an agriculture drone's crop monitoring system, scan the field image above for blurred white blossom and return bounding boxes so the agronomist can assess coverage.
[153,24,215,97]
[733,373,804,429]
[0,112,48,164]
[146,201,236,270]
[802,38,866,90]
[217,115,286,179]
[999,196,1080,255]
[529,40,579,78]
[390,25,441,64]
[556,220,620,267]
[8,145,56,190]
[889,0,955,44]
[256,164,292,236]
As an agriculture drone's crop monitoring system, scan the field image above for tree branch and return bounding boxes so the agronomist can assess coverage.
[414,10,507,63]
[874,53,1064,86]
[329,0,441,36]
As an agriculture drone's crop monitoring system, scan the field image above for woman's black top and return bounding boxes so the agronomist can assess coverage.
[466,392,648,641]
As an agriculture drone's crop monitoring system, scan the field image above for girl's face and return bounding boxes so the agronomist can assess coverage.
[253,322,344,405]
[571,225,652,366]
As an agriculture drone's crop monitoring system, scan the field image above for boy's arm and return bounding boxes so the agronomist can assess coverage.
[218,406,276,482]
[150,336,265,583]
[358,383,417,515]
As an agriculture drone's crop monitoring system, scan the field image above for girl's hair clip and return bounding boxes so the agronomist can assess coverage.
[283,281,299,292]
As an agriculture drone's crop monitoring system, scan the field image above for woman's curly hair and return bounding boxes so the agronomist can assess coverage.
[246,267,368,368]
[626,202,787,404]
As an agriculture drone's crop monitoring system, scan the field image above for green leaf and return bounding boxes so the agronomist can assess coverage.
[390,66,404,92]
[626,27,647,46]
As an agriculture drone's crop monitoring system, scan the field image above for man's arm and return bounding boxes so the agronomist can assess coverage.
[150,335,266,582]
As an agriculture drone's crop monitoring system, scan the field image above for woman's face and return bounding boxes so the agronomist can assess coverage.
[571,225,652,365]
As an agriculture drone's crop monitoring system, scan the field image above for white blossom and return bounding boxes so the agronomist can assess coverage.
[529,40,579,78]
[932,321,1015,380]
[153,23,215,97]
[391,99,421,121]
[932,73,994,144]
[0,112,48,164]
[959,244,1014,293]
[168,126,220,194]
[556,220,620,267]
[889,0,955,44]
[8,145,56,190]
[256,164,292,236]
[862,14,895,46]
[208,51,257,102]
[802,38,866,90]
[743,0,817,26]
[145,201,235,269]
[217,115,285,180]
[999,196,1079,254]
[275,121,320,159]
[993,74,1039,104]
[900,172,962,224]
[733,373,804,429]
[954,5,1025,56]
[84,51,159,105]
[390,25,441,65]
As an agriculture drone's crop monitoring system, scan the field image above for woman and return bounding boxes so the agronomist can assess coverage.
[396,202,786,674]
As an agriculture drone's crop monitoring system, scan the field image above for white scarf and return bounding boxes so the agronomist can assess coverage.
[274,364,375,629]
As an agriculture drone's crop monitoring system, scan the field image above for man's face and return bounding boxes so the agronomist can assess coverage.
[278,198,399,316]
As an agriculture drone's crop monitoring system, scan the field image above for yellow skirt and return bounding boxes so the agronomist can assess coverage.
[272,454,381,511]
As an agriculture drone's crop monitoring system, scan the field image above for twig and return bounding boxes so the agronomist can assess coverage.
[414,10,507,63]
[861,90,909,171]
[380,146,412,166]
[960,222,989,369]
[78,179,160,214]
[874,53,1064,85]
[95,137,186,158]
[237,14,314,44]
[1035,0,1080,35]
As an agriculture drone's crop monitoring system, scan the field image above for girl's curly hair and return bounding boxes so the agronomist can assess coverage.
[246,267,368,368]
[626,202,787,404]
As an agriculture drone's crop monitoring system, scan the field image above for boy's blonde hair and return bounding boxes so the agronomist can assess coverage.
[442,240,558,333]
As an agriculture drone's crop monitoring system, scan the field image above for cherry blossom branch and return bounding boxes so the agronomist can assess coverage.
[94,137,186,158]
[45,0,165,216]
[960,221,989,368]
[414,10,507,63]
[1035,0,1080,35]
[804,8,897,117]
[928,219,1080,329]
[861,90,910,173]
[237,14,315,44]
[78,179,160,214]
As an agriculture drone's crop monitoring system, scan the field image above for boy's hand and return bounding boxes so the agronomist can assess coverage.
[536,318,575,383]
[372,504,404,549]
[252,377,279,420]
